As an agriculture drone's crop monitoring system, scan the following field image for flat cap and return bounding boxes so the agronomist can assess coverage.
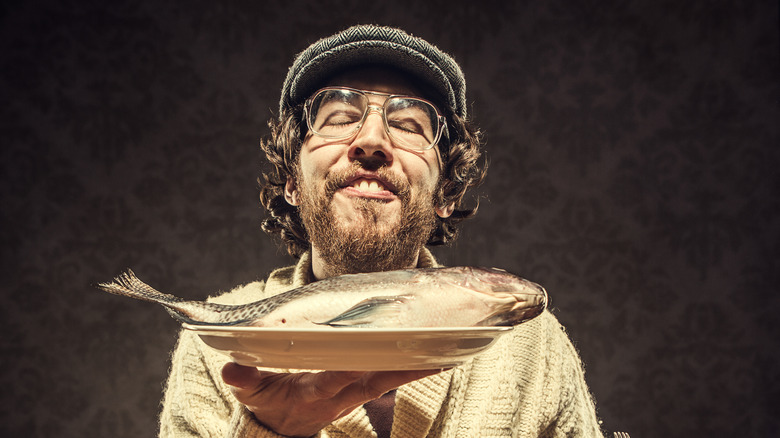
[280,24,467,119]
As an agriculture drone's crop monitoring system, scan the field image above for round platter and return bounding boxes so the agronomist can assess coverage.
[184,324,513,371]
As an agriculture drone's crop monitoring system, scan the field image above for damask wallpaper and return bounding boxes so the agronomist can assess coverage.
[2,1,778,437]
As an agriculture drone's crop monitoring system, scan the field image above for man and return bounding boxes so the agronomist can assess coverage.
[159,25,603,437]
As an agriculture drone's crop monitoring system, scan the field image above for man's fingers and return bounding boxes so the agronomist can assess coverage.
[221,363,442,413]
[307,371,367,399]
[338,369,444,406]
[222,362,263,389]
[366,369,443,393]
[222,364,369,404]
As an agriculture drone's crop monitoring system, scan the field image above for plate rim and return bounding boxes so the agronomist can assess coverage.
[182,323,514,335]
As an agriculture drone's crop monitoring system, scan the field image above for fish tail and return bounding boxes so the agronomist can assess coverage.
[96,270,245,325]
[96,269,185,305]
[97,270,201,324]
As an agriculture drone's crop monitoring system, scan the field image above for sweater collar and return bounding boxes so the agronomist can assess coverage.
[286,247,440,289]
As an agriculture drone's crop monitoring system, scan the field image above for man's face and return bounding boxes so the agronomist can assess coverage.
[286,67,449,277]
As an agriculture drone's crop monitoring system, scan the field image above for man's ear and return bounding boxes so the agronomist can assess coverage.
[284,177,299,206]
[435,203,455,218]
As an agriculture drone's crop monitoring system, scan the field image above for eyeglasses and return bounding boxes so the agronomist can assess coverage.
[303,86,447,151]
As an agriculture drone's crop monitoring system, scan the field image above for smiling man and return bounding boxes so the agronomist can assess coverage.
[159,25,603,438]
[292,67,452,279]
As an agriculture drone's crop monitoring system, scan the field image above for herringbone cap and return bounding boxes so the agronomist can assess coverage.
[280,24,466,118]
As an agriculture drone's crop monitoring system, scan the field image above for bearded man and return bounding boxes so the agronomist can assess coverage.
[159,25,603,438]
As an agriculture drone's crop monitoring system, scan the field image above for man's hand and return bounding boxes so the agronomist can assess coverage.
[222,362,440,437]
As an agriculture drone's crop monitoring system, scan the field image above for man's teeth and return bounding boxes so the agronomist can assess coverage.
[353,179,386,193]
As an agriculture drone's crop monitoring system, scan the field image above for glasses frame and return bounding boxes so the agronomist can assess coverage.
[303,86,448,152]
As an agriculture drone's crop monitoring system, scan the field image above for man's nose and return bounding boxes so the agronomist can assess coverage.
[348,107,394,168]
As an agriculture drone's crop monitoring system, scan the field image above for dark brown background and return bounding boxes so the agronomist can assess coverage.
[2,1,778,437]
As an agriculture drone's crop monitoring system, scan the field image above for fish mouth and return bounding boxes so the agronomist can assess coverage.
[452,267,548,326]
[477,291,547,327]
[500,282,547,325]
[504,281,547,310]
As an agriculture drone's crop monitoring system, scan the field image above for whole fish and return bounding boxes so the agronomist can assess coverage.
[97,267,548,328]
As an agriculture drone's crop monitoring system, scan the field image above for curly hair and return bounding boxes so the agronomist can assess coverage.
[258,104,486,258]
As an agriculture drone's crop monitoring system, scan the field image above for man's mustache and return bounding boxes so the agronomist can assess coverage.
[322,163,411,201]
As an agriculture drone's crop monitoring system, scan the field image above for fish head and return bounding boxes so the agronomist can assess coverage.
[435,267,549,326]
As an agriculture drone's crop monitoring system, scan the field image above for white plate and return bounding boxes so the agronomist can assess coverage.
[184,324,513,371]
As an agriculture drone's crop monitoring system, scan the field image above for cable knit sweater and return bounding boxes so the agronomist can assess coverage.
[159,250,603,438]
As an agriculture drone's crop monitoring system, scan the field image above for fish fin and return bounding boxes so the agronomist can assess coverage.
[96,269,185,304]
[319,296,410,327]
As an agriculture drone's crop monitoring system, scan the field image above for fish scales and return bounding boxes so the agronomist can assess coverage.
[97,267,548,328]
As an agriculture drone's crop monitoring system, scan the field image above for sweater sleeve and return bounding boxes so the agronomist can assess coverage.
[540,318,604,438]
[159,328,298,438]
[157,274,325,438]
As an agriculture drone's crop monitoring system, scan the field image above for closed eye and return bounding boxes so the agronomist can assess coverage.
[315,109,363,130]
[387,117,433,142]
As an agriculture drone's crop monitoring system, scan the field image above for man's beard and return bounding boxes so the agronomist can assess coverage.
[297,163,437,277]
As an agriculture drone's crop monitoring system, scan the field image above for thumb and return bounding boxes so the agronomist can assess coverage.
[222,362,262,389]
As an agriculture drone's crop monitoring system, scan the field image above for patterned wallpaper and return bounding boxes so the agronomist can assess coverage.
[2,1,778,436]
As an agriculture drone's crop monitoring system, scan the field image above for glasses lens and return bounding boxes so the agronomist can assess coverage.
[308,89,367,138]
[307,88,442,151]
[385,97,439,150]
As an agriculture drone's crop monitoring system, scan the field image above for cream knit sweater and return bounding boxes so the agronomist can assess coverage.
[159,250,603,438]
